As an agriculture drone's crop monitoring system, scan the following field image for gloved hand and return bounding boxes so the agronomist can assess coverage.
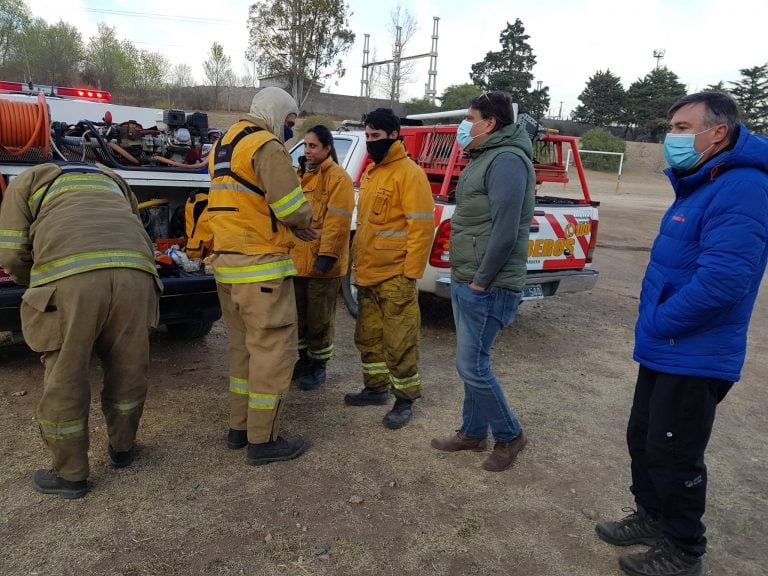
[313,255,337,273]
[294,228,319,242]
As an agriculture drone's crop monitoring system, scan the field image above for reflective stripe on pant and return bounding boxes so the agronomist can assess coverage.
[354,275,421,400]
[31,269,158,481]
[294,276,341,362]
[217,277,297,444]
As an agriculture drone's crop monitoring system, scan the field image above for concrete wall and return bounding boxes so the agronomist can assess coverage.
[169,86,404,120]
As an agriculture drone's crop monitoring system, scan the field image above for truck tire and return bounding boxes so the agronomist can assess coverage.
[166,320,214,339]
[341,266,358,318]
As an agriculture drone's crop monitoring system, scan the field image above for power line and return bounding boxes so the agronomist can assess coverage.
[82,7,236,25]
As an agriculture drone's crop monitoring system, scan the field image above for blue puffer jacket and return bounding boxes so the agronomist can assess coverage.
[634,124,768,382]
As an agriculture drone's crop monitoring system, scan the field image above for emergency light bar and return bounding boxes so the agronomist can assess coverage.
[0,81,112,102]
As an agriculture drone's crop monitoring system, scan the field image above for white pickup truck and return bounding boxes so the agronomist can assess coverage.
[0,82,221,343]
[290,116,600,315]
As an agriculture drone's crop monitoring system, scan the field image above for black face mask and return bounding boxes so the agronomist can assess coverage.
[366,138,396,164]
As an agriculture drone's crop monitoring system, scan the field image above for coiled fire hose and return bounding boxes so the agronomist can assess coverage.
[0,92,50,157]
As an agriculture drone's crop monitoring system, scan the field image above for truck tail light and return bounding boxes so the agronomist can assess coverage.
[586,218,598,264]
[429,218,451,268]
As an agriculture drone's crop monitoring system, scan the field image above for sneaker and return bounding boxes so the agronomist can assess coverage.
[596,507,662,547]
[108,445,134,469]
[246,436,308,466]
[619,538,703,576]
[344,388,389,406]
[32,469,88,499]
[227,428,248,450]
[382,398,413,429]
[297,360,327,391]
[481,431,527,471]
[431,430,488,452]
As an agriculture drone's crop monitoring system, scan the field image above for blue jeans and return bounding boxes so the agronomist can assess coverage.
[451,281,523,441]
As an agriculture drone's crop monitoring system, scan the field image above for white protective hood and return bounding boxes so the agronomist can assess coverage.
[248,87,299,143]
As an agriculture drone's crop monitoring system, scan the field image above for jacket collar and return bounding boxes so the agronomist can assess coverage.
[371,140,408,169]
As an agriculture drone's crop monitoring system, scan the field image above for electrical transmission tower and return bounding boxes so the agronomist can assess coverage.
[360,16,440,103]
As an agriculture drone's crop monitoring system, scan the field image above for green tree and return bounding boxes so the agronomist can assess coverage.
[579,128,626,171]
[0,0,29,72]
[469,19,547,114]
[729,64,768,133]
[35,20,83,86]
[440,83,482,110]
[704,81,727,92]
[573,69,625,126]
[83,23,130,91]
[133,50,168,100]
[404,97,440,116]
[202,41,232,108]
[247,0,355,110]
[625,67,686,142]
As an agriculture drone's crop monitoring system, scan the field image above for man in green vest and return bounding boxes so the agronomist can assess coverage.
[430,92,535,472]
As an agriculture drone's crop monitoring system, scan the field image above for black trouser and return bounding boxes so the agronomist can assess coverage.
[627,365,733,557]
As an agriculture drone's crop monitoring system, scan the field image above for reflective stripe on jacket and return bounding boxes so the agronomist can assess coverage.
[290,156,355,278]
[207,119,308,261]
[0,163,157,287]
[352,141,435,286]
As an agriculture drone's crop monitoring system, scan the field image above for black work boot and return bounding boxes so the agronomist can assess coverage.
[596,507,662,547]
[291,351,311,385]
[246,436,308,466]
[227,428,248,450]
[344,387,389,406]
[32,469,88,499]
[382,398,414,429]
[297,359,327,391]
[619,538,703,576]
[108,445,134,469]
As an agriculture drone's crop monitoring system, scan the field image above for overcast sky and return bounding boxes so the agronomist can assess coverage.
[25,0,768,117]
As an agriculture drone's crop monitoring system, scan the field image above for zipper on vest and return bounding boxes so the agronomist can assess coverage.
[207,206,239,212]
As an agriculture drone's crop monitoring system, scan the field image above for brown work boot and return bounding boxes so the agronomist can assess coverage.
[482,431,527,472]
[431,431,488,452]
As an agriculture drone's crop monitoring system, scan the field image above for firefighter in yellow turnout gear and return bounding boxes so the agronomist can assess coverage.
[290,125,355,390]
[345,108,435,429]
[208,87,314,465]
[0,163,161,499]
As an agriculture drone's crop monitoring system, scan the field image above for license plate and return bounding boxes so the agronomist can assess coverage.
[522,285,544,300]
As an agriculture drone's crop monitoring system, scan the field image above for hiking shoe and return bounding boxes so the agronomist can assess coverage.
[619,538,703,576]
[344,388,389,406]
[227,428,248,450]
[246,436,308,466]
[297,360,327,391]
[108,445,134,469]
[32,469,88,499]
[431,430,488,452]
[382,398,414,429]
[596,507,662,546]
[291,353,311,385]
[482,431,527,471]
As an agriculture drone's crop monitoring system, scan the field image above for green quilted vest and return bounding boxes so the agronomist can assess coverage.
[450,123,535,290]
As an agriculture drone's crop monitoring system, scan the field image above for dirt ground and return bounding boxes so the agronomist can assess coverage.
[1,163,767,576]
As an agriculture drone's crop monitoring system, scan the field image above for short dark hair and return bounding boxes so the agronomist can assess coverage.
[306,124,338,164]
[468,91,514,132]
[668,92,741,138]
[363,108,400,134]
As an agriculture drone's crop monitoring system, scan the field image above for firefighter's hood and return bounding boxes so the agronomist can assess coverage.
[247,87,299,142]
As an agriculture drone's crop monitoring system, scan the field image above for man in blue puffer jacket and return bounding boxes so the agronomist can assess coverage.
[596,92,768,576]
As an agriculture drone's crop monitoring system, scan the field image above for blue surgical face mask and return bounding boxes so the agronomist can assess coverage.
[663,126,717,171]
[283,125,294,142]
[457,119,486,149]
